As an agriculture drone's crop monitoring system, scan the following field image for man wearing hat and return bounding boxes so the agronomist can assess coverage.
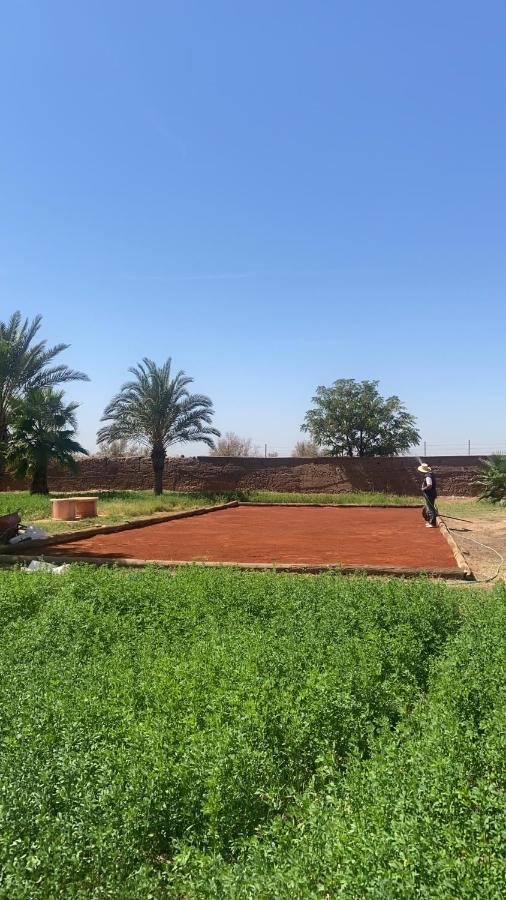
[418,463,438,527]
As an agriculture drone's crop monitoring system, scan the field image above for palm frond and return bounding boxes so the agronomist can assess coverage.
[474,453,506,503]
[98,358,220,454]
[0,312,89,470]
[6,386,88,485]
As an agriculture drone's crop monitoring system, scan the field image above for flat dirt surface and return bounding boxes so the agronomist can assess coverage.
[42,505,460,570]
[441,513,506,583]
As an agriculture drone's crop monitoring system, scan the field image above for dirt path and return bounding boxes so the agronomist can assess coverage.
[441,514,506,583]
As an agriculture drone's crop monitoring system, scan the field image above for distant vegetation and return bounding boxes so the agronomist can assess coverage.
[210,432,257,457]
[292,439,322,457]
[94,438,149,458]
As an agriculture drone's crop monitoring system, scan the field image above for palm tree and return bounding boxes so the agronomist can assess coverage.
[474,453,506,504]
[7,388,88,494]
[0,311,89,472]
[97,358,220,495]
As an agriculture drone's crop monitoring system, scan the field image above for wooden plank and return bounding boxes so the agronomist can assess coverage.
[0,553,465,578]
[239,502,423,509]
[437,516,472,578]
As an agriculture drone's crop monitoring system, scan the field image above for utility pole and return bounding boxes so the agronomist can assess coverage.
[264,443,267,458]
[468,439,471,456]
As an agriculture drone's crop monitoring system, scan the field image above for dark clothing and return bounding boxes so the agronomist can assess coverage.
[422,472,438,525]
[422,472,437,500]
[423,491,438,525]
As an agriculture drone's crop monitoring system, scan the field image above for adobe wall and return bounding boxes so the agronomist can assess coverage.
[0,455,484,496]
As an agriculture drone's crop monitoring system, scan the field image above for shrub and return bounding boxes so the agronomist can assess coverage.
[475,453,506,504]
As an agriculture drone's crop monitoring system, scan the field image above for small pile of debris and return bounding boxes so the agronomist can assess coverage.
[0,511,48,546]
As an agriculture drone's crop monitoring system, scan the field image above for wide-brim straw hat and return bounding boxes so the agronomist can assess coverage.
[417,463,432,473]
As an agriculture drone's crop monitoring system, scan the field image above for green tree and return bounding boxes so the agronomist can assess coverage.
[302,379,420,457]
[97,358,220,495]
[0,311,89,472]
[474,453,506,504]
[7,388,88,494]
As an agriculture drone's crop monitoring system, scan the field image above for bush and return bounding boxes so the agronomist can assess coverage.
[475,453,506,504]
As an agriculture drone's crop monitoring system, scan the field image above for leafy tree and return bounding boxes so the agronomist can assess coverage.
[0,311,89,472]
[210,432,257,457]
[474,453,506,504]
[7,388,88,494]
[302,379,420,457]
[292,440,322,457]
[97,358,219,495]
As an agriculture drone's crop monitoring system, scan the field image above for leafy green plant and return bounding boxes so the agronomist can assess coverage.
[184,582,506,899]
[302,378,420,456]
[6,388,87,494]
[0,567,469,897]
[0,311,88,472]
[475,453,506,504]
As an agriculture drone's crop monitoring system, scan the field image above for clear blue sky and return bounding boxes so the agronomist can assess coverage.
[1,1,505,455]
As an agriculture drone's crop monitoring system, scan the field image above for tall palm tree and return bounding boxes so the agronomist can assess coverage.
[97,358,220,495]
[7,388,88,494]
[0,311,89,471]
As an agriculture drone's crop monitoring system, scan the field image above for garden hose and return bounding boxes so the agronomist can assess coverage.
[445,526,505,584]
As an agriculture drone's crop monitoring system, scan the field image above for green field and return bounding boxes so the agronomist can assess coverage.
[0,566,504,897]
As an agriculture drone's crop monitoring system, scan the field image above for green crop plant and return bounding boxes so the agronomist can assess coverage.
[0,567,503,898]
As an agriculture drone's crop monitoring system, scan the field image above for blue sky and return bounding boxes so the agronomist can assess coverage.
[1,1,505,455]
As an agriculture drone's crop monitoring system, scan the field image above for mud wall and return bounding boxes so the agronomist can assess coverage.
[0,455,484,496]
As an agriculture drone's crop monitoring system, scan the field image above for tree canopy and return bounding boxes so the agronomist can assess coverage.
[97,358,220,494]
[7,388,88,494]
[302,379,420,457]
[0,311,88,470]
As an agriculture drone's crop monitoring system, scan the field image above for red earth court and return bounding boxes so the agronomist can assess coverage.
[41,505,460,571]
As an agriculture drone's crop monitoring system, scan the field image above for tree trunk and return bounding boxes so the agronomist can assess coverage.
[0,410,8,477]
[151,445,166,496]
[31,464,49,494]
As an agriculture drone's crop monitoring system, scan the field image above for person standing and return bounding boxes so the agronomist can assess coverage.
[418,463,438,527]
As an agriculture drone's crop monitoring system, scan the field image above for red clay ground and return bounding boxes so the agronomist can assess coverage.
[42,505,460,570]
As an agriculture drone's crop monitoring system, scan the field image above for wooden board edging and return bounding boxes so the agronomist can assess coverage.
[437,516,472,578]
[238,502,423,509]
[0,553,465,579]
